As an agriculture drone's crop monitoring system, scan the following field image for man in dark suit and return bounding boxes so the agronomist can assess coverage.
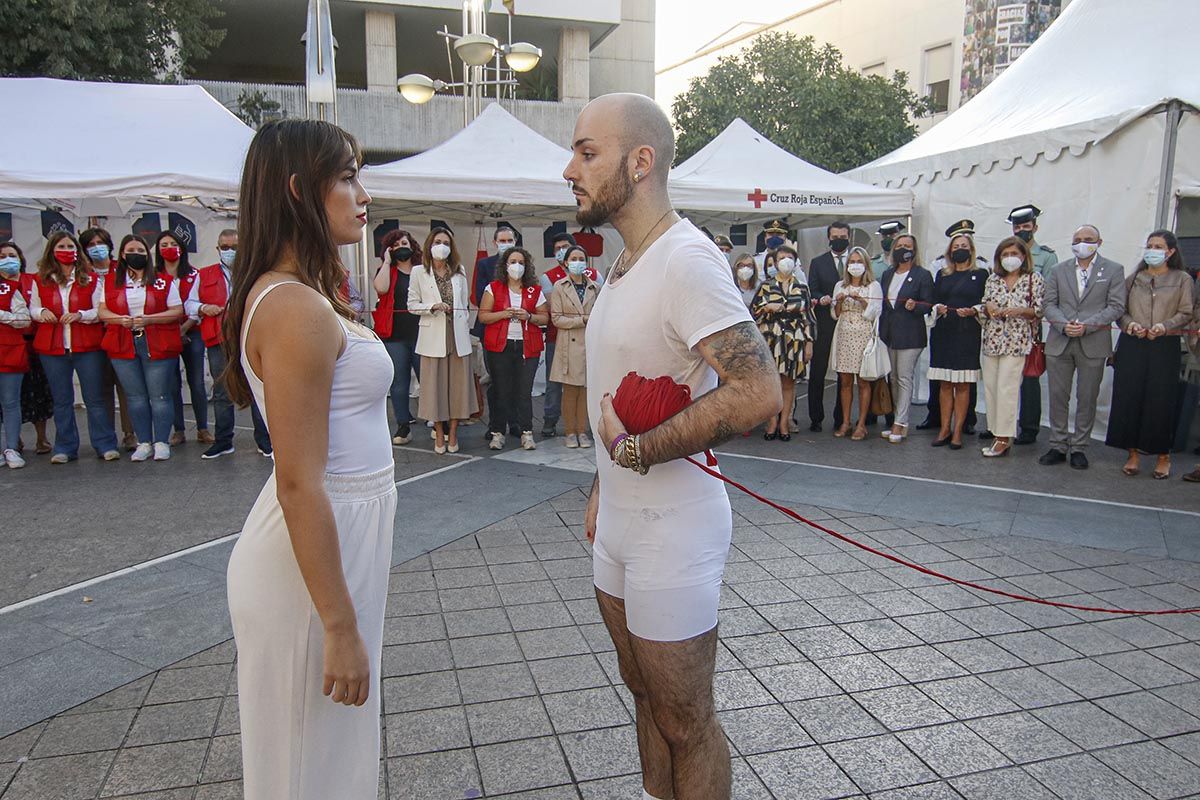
[807,221,851,431]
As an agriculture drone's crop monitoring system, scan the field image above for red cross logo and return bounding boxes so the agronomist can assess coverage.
[747,188,768,209]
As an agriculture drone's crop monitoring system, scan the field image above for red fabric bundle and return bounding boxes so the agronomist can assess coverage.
[611,372,717,466]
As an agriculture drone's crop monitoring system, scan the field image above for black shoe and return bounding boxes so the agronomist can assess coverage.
[779,433,792,442]
[915,418,935,430]
[1039,449,1067,465]
[931,436,951,448]
[201,443,235,460]
[1014,432,1038,445]
[949,441,963,451]
[764,431,778,441]
[978,430,995,442]
[809,422,822,433]
[1070,451,1089,470]
[541,418,558,437]
[964,425,977,436]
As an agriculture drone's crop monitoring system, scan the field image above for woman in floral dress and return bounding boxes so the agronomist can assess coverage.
[752,244,814,441]
[832,246,882,440]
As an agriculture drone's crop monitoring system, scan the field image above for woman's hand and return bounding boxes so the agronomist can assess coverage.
[904,299,917,311]
[60,311,81,325]
[1148,323,1166,340]
[512,307,530,321]
[984,302,1001,319]
[131,316,147,331]
[200,303,222,317]
[322,625,371,706]
[804,341,813,363]
[955,306,976,318]
[1128,321,1146,338]
[118,315,135,329]
[38,309,59,324]
[933,304,947,316]
[432,302,451,314]
[766,302,785,314]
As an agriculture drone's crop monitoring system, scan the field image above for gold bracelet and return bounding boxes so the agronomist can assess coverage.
[630,434,649,475]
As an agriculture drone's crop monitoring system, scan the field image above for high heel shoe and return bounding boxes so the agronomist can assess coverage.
[982,442,1010,458]
[949,440,963,451]
[834,426,850,438]
[764,431,778,441]
[447,441,460,454]
[779,433,792,442]
[931,436,951,447]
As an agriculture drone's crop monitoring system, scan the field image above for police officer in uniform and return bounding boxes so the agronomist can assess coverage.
[755,219,790,281]
[1000,204,1055,444]
[871,220,905,275]
[917,220,986,433]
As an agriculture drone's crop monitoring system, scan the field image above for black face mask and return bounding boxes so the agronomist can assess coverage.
[950,249,972,264]
[893,248,914,264]
[1014,230,1033,243]
[880,237,895,252]
[391,246,413,264]
[124,253,148,271]
[830,237,850,253]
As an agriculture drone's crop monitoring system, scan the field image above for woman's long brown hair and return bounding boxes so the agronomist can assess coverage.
[220,119,362,408]
[37,231,93,287]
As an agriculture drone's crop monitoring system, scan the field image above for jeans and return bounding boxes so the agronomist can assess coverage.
[207,344,272,452]
[887,348,922,427]
[383,338,420,427]
[543,341,561,424]
[41,349,118,457]
[0,372,22,451]
[100,357,134,440]
[487,342,537,434]
[110,337,177,444]
[173,330,209,432]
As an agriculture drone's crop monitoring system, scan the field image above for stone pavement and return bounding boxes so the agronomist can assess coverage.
[6,483,1200,799]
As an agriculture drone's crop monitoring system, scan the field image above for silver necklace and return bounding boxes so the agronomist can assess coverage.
[613,209,676,280]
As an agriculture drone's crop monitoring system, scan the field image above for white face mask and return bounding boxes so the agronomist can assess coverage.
[1001,256,1024,273]
[1071,241,1098,260]
[847,263,866,278]
[777,257,796,274]
[737,266,755,282]
[507,263,526,280]
[431,243,451,261]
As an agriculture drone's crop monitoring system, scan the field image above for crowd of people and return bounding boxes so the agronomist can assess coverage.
[2,204,1199,480]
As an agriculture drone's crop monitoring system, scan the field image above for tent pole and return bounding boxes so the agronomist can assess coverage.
[1155,99,1183,230]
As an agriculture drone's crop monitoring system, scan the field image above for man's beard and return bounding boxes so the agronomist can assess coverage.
[575,160,634,227]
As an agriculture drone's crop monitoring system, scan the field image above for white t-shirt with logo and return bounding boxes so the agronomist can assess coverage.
[587,220,752,507]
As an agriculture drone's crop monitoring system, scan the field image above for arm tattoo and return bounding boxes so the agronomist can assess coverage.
[639,321,780,466]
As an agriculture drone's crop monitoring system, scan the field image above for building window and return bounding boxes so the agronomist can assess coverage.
[861,61,886,77]
[923,44,953,114]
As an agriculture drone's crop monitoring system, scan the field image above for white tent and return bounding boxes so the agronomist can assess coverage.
[668,118,913,227]
[0,78,252,204]
[362,103,577,223]
[847,0,1200,265]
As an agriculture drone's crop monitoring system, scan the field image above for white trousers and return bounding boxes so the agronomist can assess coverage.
[982,354,1025,438]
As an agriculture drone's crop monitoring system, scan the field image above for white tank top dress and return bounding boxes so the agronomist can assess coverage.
[226,281,397,800]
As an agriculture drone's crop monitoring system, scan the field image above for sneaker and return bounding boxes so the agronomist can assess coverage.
[169,431,186,446]
[488,432,505,451]
[101,450,120,462]
[392,425,412,446]
[197,429,215,445]
[4,449,25,469]
[521,431,536,451]
[577,433,593,448]
[201,443,236,460]
[131,443,153,462]
[257,446,273,458]
[50,453,71,465]
[564,435,579,449]
[153,443,171,461]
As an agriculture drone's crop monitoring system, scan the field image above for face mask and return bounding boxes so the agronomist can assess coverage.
[830,237,850,253]
[392,246,413,263]
[218,249,236,268]
[724,251,735,266]
[567,260,587,276]
[847,263,866,277]
[507,263,526,280]
[159,245,181,262]
[1014,230,1033,244]
[54,250,78,266]
[737,266,755,282]
[766,266,778,279]
[1001,256,1024,273]
[880,237,894,252]
[1143,249,1167,267]
[893,247,914,264]
[124,253,149,271]
[950,249,972,264]
[766,236,784,249]
[497,242,514,255]
[1071,241,1098,260]
[431,243,451,261]
[86,244,110,262]
[555,247,568,263]
[777,257,795,274]
[0,257,20,278]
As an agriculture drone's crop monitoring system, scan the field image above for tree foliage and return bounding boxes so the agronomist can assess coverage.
[0,0,226,82]
[671,32,935,173]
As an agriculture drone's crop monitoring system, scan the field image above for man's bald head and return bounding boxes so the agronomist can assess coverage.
[579,93,675,182]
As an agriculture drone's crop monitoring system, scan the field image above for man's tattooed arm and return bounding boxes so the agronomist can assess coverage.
[639,321,782,467]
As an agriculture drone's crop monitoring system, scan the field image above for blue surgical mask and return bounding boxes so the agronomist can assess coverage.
[1143,249,1167,267]
[218,249,236,268]
[567,260,587,276]
[766,236,784,249]
[0,257,20,278]
[766,265,778,279]
[555,247,568,263]
[497,242,514,255]
[86,244,110,262]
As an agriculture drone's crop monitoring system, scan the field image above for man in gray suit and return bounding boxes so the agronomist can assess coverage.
[1039,224,1126,469]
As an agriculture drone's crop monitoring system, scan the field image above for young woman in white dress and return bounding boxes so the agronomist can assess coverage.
[222,119,396,800]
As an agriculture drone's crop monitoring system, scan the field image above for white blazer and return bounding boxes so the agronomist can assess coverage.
[407,264,473,359]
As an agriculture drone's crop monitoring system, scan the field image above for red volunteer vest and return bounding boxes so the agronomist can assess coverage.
[101,274,183,360]
[196,264,229,347]
[372,265,400,339]
[18,274,37,340]
[32,273,104,355]
[0,279,30,373]
[483,281,544,358]
[542,264,599,344]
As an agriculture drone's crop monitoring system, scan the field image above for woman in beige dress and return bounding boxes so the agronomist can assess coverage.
[831,246,882,440]
[407,227,476,454]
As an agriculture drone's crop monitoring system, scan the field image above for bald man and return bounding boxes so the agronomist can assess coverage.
[565,93,781,800]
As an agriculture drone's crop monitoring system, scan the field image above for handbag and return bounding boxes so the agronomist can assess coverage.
[860,317,891,381]
[1022,276,1046,378]
[574,227,604,257]
[870,377,894,416]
